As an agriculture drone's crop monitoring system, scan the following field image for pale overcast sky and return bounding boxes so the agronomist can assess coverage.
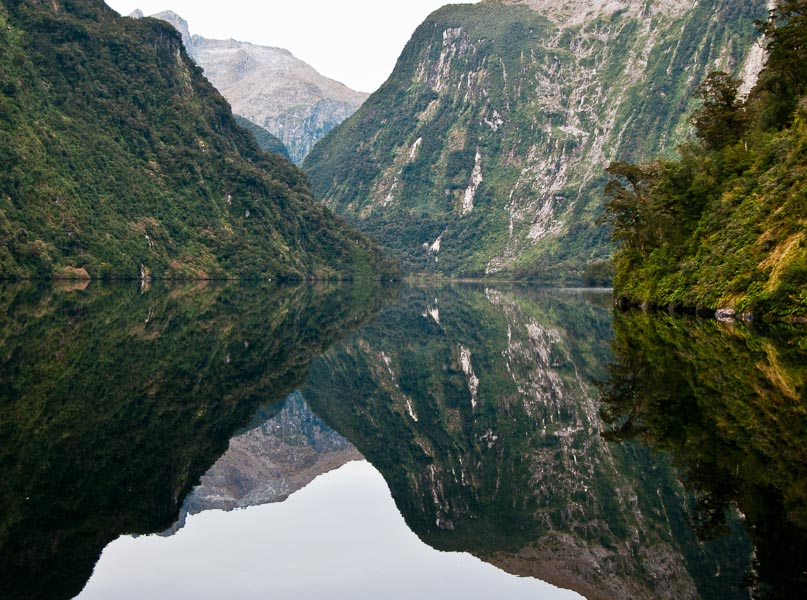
[104,1,479,92]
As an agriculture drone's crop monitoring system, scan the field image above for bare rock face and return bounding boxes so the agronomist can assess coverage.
[492,0,693,25]
[190,37,368,164]
[146,10,192,51]
[136,10,368,164]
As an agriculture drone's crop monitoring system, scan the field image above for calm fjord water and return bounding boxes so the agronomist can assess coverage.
[1,282,804,599]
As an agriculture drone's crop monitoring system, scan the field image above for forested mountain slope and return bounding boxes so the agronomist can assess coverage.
[0,0,393,280]
[304,0,767,279]
[603,1,807,319]
[233,115,291,161]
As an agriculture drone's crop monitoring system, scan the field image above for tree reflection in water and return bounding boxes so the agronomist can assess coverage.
[600,311,807,599]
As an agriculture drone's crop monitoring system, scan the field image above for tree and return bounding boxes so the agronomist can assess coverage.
[690,71,745,150]
[599,162,660,258]
[752,0,807,130]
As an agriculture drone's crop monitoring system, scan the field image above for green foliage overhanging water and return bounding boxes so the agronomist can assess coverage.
[602,2,807,318]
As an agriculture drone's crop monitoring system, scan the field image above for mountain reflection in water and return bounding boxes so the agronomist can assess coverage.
[0,280,389,600]
[2,283,805,599]
[80,460,580,600]
[600,310,807,599]
[303,286,755,600]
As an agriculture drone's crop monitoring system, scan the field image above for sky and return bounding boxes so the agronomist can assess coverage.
[104,1,479,93]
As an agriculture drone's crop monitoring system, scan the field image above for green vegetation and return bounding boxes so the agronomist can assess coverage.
[601,310,807,597]
[303,285,751,597]
[0,278,391,600]
[602,1,807,318]
[0,0,396,280]
[304,0,765,280]
[233,115,291,161]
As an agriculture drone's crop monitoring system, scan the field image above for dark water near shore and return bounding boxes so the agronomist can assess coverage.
[1,281,805,599]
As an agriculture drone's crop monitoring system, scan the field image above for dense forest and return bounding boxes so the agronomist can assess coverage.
[602,1,807,319]
[0,0,395,280]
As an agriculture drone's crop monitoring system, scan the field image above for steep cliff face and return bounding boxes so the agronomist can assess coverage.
[143,11,368,165]
[0,1,393,280]
[303,286,752,599]
[303,0,768,279]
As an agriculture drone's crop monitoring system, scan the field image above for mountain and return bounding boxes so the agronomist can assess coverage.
[303,285,753,599]
[165,391,361,536]
[141,10,369,165]
[233,115,291,161]
[0,0,394,280]
[303,0,768,280]
[601,2,807,320]
[0,279,388,600]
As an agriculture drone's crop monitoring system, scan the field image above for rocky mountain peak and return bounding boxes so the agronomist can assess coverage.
[139,9,368,164]
[148,10,192,50]
[128,9,191,50]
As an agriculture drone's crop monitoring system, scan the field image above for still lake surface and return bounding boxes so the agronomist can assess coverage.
[1,281,805,599]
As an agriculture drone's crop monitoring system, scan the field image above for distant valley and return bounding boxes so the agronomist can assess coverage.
[136,10,368,164]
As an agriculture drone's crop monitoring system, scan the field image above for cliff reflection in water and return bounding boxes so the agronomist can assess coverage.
[164,390,363,536]
[302,285,756,600]
[600,311,807,599]
[4,282,805,600]
[0,280,388,600]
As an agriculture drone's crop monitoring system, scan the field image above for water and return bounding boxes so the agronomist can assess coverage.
[1,281,805,599]
[77,460,578,600]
